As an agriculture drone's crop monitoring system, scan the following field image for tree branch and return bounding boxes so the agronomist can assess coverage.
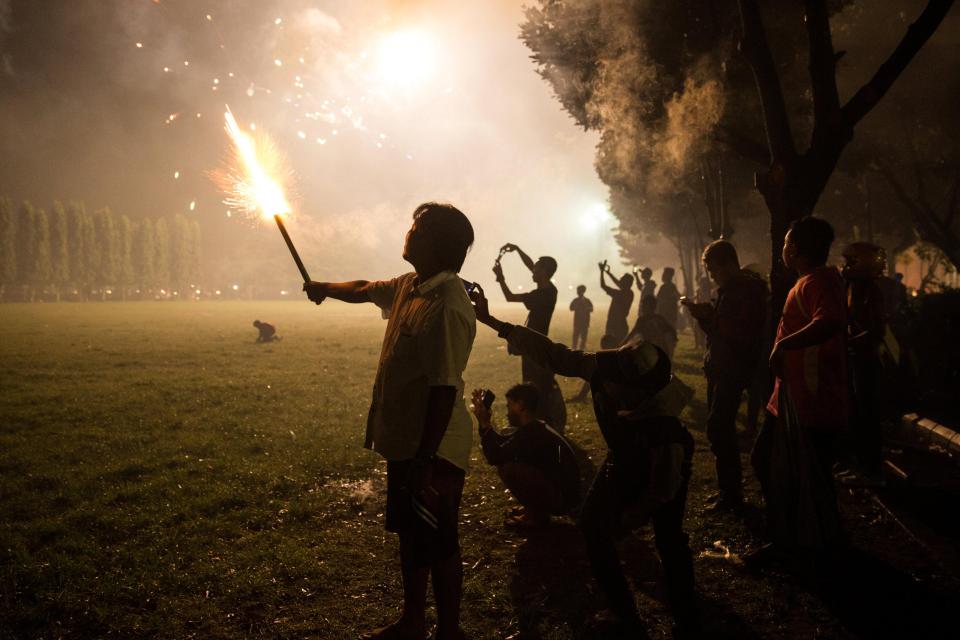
[803,0,841,142]
[714,125,769,165]
[842,0,955,128]
[737,0,797,163]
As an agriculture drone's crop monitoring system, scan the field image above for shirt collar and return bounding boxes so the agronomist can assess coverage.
[414,270,458,296]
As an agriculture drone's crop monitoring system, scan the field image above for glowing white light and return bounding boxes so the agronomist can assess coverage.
[375,29,437,91]
[232,284,239,291]
[274,58,283,67]
[580,202,612,232]
[275,17,283,25]
[215,290,221,295]
[189,200,196,211]
[174,170,180,179]
[280,290,288,296]
[135,42,143,49]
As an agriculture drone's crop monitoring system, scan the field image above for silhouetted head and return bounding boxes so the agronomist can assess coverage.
[253,320,261,327]
[641,295,657,316]
[618,273,634,289]
[576,284,586,296]
[640,267,653,281]
[403,202,474,275]
[842,242,885,280]
[702,240,740,288]
[783,216,834,273]
[662,267,675,283]
[505,383,539,427]
[594,338,670,409]
[894,272,904,283]
[532,256,557,285]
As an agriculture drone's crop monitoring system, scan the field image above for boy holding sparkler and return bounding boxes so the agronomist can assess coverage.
[303,202,475,640]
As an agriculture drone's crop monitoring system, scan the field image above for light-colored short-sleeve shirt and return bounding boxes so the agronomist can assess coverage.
[365,271,476,470]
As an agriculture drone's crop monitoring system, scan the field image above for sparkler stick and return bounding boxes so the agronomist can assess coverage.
[273,213,310,282]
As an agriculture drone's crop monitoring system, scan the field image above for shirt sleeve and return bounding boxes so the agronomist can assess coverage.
[418,306,474,387]
[505,325,598,380]
[366,276,402,312]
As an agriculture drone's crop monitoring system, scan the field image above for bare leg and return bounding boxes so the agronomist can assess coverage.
[395,536,429,638]
[432,549,464,640]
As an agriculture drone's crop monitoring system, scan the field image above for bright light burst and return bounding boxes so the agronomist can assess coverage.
[375,29,437,91]
[216,106,292,220]
[580,202,612,232]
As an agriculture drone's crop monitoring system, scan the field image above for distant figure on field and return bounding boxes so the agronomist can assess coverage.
[656,267,681,329]
[493,243,566,432]
[569,285,594,350]
[629,296,678,361]
[471,384,581,530]
[599,260,634,344]
[253,320,280,343]
[303,202,476,640]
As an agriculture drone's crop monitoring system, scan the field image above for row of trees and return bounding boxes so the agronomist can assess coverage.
[0,198,201,301]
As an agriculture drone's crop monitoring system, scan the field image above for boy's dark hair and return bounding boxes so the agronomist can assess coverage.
[619,273,634,288]
[505,383,539,413]
[789,216,834,266]
[412,202,474,272]
[576,284,586,294]
[641,267,653,279]
[702,240,739,267]
[538,256,558,278]
[663,267,675,279]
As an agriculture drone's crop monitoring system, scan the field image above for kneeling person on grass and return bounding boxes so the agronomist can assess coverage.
[470,383,580,529]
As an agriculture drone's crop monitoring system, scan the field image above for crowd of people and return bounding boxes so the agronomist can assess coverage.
[299,202,905,639]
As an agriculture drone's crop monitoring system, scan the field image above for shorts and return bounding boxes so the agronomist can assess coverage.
[386,457,465,566]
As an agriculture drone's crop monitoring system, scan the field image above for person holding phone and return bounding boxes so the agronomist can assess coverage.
[470,384,581,530]
[683,240,767,513]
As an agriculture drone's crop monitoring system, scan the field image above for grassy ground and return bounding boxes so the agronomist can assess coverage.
[1,302,957,639]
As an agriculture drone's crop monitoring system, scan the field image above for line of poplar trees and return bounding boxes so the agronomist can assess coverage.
[0,197,201,302]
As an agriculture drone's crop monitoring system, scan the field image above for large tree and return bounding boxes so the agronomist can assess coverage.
[117,214,135,301]
[0,198,16,301]
[92,208,118,298]
[523,0,956,311]
[15,202,37,301]
[49,201,70,302]
[67,202,90,300]
[154,217,171,295]
[133,218,156,298]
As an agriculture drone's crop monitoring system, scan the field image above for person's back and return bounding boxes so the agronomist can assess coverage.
[601,270,634,344]
[656,268,681,328]
[526,281,558,335]
[253,320,278,343]
[703,269,767,385]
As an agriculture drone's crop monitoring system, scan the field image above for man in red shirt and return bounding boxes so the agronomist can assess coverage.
[753,216,847,554]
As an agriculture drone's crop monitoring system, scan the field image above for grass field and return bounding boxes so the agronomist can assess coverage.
[1,301,957,639]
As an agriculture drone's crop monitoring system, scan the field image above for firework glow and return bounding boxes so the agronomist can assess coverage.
[219,105,292,220]
[217,106,310,282]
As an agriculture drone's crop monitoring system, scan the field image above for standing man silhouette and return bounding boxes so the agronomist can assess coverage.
[569,284,594,350]
[599,261,634,345]
[493,243,566,431]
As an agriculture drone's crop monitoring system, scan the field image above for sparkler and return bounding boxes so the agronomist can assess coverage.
[220,106,311,282]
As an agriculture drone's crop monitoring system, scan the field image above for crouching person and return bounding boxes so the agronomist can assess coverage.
[468,285,699,638]
[470,384,581,530]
